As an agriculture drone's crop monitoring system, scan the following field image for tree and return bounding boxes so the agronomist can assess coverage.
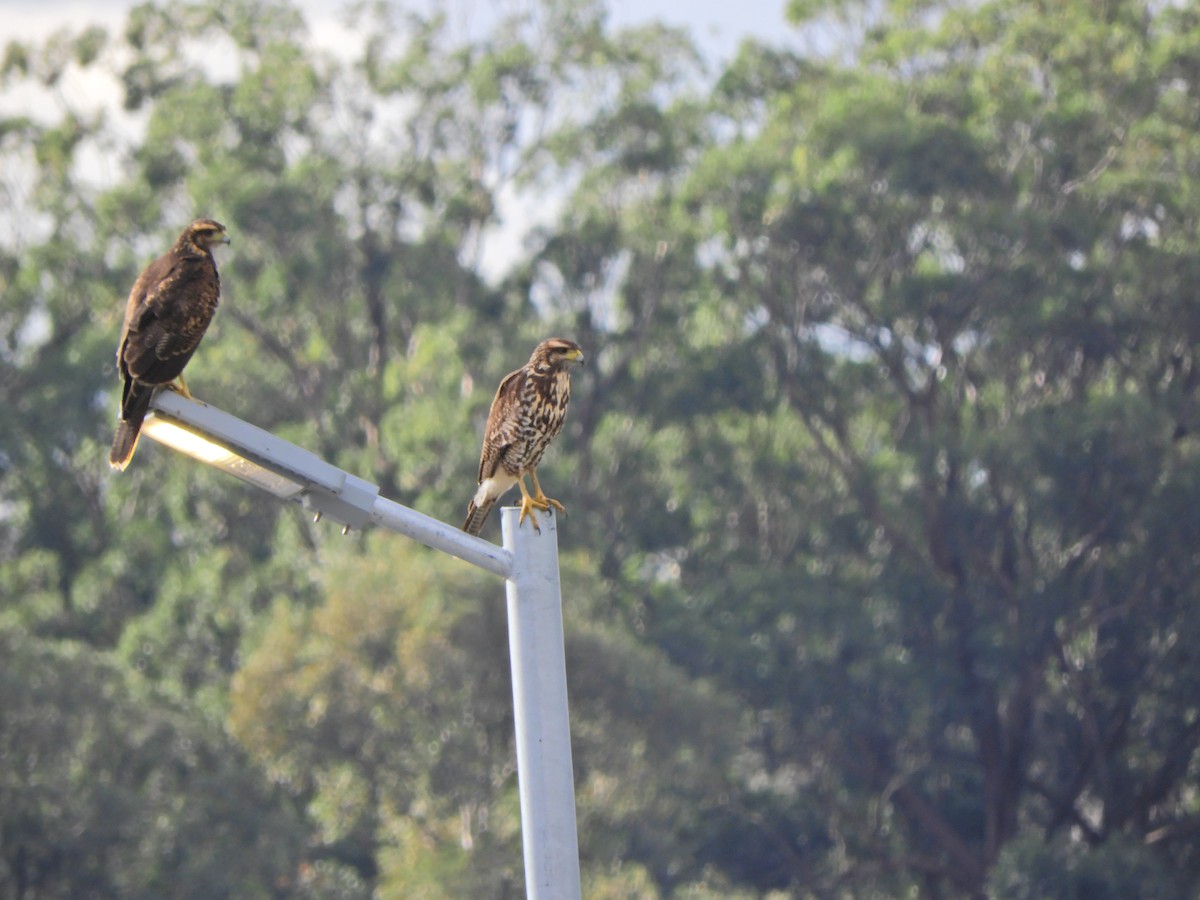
[530,0,1200,893]
[229,536,745,895]
[2,0,733,895]
[7,0,1200,895]
[0,629,305,898]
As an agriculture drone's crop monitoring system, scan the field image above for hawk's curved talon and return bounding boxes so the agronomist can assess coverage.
[529,471,565,516]
[518,476,544,531]
[517,494,543,533]
[164,375,193,399]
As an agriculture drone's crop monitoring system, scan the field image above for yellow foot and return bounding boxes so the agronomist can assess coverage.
[528,471,565,517]
[165,376,193,399]
[518,492,544,533]
[533,493,565,515]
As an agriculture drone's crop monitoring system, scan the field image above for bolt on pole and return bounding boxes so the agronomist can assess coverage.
[502,508,582,900]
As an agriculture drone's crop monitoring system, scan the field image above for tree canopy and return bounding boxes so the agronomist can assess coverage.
[3,0,1200,896]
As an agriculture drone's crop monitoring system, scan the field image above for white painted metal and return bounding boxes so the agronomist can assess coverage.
[502,508,582,900]
[149,391,347,491]
[369,494,512,579]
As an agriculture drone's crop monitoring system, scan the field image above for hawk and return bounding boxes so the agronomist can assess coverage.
[109,218,230,471]
[463,338,585,535]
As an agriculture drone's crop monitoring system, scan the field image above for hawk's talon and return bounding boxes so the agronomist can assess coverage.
[529,471,566,517]
[164,375,193,399]
[517,495,543,533]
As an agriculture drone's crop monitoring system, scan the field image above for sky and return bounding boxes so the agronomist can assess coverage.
[3,0,799,65]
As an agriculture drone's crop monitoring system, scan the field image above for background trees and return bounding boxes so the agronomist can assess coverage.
[3,0,1200,896]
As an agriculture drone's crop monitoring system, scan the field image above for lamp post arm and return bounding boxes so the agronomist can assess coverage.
[370,494,512,579]
[144,392,513,578]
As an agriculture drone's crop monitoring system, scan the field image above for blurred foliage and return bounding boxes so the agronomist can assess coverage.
[0,629,305,898]
[3,0,1200,896]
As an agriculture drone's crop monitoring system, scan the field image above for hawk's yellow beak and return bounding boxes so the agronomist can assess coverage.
[564,347,584,365]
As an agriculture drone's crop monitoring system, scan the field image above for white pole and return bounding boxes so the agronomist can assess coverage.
[502,508,582,900]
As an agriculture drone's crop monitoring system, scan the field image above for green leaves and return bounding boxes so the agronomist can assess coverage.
[5,0,1200,895]
[0,631,305,898]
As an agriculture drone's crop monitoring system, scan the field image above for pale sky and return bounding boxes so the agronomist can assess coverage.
[4,0,798,64]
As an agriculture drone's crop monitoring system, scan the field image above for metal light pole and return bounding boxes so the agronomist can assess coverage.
[140,392,581,899]
[503,509,581,900]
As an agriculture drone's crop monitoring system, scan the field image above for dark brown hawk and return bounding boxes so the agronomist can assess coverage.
[109,218,230,471]
[463,338,585,535]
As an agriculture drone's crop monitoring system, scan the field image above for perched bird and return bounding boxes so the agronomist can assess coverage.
[463,338,585,535]
[109,218,230,471]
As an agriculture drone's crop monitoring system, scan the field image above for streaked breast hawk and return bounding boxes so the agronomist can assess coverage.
[463,338,585,535]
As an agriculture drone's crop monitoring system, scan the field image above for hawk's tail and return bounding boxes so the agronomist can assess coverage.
[110,383,155,471]
[463,499,496,536]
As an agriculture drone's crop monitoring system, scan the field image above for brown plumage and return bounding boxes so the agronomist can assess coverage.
[109,218,230,471]
[463,338,585,535]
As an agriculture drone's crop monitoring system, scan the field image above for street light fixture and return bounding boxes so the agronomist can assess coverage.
[141,390,580,899]
[139,417,309,498]
[142,390,379,530]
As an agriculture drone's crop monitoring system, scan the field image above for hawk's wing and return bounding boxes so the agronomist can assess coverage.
[117,254,170,376]
[477,366,526,483]
[118,254,219,384]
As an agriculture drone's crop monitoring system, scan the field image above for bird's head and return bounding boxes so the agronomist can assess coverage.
[531,338,585,372]
[183,218,231,253]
